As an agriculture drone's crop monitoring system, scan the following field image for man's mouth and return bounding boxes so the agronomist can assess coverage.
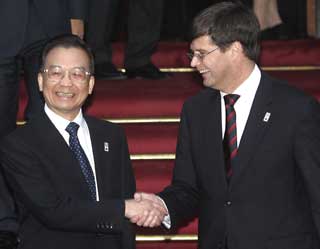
[199,69,209,74]
[56,92,74,98]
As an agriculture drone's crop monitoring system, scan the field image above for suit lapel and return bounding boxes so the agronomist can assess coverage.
[202,90,228,189]
[85,117,111,200]
[32,113,93,199]
[230,73,273,187]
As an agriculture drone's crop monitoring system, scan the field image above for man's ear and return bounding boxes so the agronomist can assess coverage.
[88,76,95,95]
[231,41,243,54]
[38,73,43,92]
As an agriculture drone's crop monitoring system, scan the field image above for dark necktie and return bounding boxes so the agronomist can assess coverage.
[223,94,240,178]
[65,122,97,201]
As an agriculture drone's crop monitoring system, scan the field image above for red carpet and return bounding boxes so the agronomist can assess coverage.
[124,123,178,154]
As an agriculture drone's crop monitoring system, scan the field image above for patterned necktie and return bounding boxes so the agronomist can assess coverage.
[223,94,240,178]
[65,122,96,201]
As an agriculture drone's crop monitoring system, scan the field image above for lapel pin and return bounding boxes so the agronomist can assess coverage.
[104,142,109,152]
[263,112,271,122]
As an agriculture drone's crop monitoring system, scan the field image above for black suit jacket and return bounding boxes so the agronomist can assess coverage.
[0,113,136,249]
[159,72,320,249]
[0,0,87,58]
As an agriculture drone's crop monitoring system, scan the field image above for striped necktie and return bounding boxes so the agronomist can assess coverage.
[223,94,240,178]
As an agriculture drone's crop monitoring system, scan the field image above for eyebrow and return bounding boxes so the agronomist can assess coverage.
[190,49,208,54]
[47,65,87,70]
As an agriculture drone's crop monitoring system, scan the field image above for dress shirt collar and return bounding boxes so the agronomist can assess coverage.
[44,104,85,132]
[220,64,261,101]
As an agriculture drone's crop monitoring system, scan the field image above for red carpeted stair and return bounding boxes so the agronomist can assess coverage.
[17,39,320,249]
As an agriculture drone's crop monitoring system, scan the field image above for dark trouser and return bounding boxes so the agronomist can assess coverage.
[124,0,163,69]
[20,40,46,121]
[0,0,47,132]
[0,57,19,138]
[86,0,163,69]
[0,40,45,136]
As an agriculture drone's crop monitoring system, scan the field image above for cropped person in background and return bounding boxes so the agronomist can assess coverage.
[0,0,87,130]
[252,0,291,39]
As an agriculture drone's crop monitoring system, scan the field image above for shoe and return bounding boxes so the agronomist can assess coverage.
[125,63,169,80]
[95,62,127,80]
[260,23,292,40]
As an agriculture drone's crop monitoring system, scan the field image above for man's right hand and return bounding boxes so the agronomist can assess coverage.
[125,195,167,228]
[132,192,168,227]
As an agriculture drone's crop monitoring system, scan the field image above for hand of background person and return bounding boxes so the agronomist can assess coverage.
[125,196,167,227]
[131,192,168,227]
[70,19,84,39]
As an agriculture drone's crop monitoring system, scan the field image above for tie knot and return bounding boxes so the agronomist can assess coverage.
[224,94,240,107]
[65,122,80,136]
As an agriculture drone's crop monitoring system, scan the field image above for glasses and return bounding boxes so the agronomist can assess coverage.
[42,66,91,84]
[187,47,219,61]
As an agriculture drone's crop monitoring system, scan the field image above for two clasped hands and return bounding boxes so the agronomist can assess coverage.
[125,192,167,227]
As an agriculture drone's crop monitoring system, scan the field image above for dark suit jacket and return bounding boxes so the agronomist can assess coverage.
[159,72,320,249]
[0,113,136,249]
[0,0,87,58]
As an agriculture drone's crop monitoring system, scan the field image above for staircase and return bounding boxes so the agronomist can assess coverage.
[17,39,320,249]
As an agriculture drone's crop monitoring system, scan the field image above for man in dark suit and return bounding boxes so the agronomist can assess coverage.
[0,2,87,247]
[0,35,165,249]
[86,0,167,80]
[133,2,320,249]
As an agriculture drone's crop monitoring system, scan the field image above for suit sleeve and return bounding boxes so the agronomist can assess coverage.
[0,133,126,234]
[294,97,320,237]
[158,103,200,229]
[67,0,88,20]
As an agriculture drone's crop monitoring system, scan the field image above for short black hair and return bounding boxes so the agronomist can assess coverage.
[40,34,95,74]
[192,1,260,62]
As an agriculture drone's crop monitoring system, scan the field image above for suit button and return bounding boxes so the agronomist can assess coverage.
[225,201,232,206]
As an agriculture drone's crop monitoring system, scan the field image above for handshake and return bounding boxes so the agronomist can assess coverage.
[125,192,168,227]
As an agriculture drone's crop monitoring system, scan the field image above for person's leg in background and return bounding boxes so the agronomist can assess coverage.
[86,0,126,80]
[0,58,19,138]
[252,0,292,39]
[22,42,45,121]
[21,1,48,121]
[254,0,282,30]
[125,0,168,79]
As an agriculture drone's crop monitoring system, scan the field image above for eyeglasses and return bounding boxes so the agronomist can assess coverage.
[186,47,219,61]
[41,66,91,84]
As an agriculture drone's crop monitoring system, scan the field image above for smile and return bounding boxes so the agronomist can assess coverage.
[56,92,74,98]
[199,69,209,74]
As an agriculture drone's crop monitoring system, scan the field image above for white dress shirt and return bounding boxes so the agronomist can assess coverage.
[162,64,261,228]
[44,105,100,201]
[220,64,261,145]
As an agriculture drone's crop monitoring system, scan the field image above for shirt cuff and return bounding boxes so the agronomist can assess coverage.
[156,196,171,229]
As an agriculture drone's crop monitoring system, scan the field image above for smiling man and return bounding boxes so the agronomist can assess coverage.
[0,35,166,249]
[133,2,320,249]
